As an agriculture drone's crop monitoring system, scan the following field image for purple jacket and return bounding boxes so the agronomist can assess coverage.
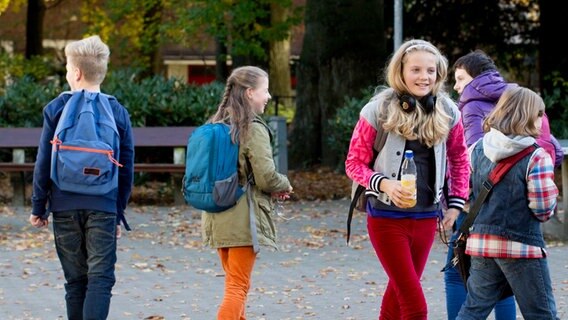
[459,71,563,166]
[458,70,508,147]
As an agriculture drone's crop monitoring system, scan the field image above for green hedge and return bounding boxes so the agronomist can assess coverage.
[326,87,375,171]
[103,69,225,127]
[0,76,60,127]
[0,68,225,128]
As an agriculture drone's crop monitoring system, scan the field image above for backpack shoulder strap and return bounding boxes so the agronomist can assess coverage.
[242,118,272,186]
[487,144,538,184]
[252,117,273,142]
[373,112,387,153]
[459,143,538,234]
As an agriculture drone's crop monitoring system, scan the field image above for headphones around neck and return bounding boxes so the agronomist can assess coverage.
[398,93,436,114]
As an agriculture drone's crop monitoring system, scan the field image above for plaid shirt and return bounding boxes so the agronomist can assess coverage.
[465,148,557,259]
[465,234,545,258]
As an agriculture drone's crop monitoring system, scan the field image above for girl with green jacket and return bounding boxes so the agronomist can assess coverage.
[201,66,293,320]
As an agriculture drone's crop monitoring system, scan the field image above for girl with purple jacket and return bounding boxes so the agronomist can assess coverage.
[453,50,562,165]
[446,50,515,320]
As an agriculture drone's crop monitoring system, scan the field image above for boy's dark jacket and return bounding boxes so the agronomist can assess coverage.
[31,92,134,226]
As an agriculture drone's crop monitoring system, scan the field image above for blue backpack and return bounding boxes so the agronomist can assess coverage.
[50,90,122,195]
[183,123,251,212]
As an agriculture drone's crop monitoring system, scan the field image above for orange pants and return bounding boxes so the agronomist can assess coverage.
[217,246,257,320]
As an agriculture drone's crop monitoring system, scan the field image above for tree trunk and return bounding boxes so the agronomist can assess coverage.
[539,0,567,120]
[141,0,164,78]
[25,0,45,59]
[269,2,293,109]
[215,37,229,82]
[289,0,387,168]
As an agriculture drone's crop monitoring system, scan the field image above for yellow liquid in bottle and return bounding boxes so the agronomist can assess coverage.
[400,174,417,208]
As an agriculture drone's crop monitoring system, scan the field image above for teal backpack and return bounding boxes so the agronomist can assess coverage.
[183,123,251,212]
[50,90,122,195]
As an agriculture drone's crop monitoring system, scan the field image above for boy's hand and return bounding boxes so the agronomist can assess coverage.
[440,208,460,232]
[29,214,48,228]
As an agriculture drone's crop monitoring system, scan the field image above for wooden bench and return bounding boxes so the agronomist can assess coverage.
[0,127,195,205]
[0,117,288,207]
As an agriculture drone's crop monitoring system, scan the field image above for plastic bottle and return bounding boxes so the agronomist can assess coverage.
[400,150,417,208]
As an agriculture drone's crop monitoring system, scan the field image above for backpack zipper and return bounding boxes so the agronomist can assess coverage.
[51,137,123,167]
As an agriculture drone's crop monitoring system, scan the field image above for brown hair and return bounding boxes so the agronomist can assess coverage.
[209,66,268,143]
[483,86,544,137]
[453,49,497,78]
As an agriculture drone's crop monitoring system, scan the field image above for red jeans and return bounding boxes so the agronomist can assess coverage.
[217,246,257,320]
[367,216,437,320]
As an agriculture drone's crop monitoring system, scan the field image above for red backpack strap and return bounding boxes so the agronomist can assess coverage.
[488,144,538,185]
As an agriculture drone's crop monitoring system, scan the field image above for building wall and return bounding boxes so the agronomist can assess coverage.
[164,61,188,83]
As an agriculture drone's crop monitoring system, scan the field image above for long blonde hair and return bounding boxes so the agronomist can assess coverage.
[483,86,544,137]
[380,39,452,147]
[209,66,268,143]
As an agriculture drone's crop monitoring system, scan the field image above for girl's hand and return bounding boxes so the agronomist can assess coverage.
[380,179,414,208]
[272,186,293,200]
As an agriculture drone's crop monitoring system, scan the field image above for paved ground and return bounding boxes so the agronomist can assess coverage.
[1,200,567,320]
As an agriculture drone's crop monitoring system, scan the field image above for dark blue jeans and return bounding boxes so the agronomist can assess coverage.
[444,212,516,320]
[457,256,558,320]
[53,210,117,320]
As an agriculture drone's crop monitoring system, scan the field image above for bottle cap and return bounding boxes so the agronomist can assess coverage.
[404,150,413,158]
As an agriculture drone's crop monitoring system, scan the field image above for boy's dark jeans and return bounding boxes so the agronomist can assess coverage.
[53,210,117,320]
